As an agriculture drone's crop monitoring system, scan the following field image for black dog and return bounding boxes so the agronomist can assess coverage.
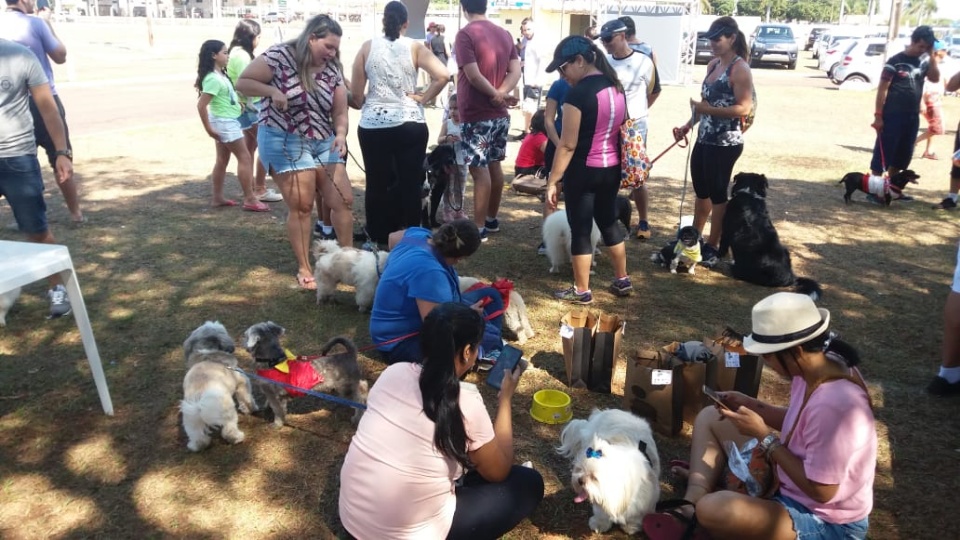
[615,195,632,233]
[422,144,458,228]
[839,169,919,206]
[719,173,822,299]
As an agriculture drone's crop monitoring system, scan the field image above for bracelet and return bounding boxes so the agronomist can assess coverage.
[758,432,780,453]
[765,439,783,460]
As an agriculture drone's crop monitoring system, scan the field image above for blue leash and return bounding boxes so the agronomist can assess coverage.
[230,367,368,410]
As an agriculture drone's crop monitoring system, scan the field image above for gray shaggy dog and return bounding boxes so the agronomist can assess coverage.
[180,321,258,452]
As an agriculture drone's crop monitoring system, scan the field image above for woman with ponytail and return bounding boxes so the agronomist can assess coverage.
[543,36,632,305]
[646,292,876,539]
[350,0,450,245]
[341,302,544,539]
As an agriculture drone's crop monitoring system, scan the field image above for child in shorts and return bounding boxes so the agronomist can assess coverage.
[436,94,469,223]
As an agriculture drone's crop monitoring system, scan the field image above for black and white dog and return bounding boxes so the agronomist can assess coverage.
[719,173,822,299]
[422,144,458,228]
[838,169,920,206]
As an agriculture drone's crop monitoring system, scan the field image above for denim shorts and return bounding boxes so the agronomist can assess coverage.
[237,109,259,131]
[460,116,510,168]
[773,493,868,539]
[0,154,47,234]
[209,115,244,143]
[257,124,345,175]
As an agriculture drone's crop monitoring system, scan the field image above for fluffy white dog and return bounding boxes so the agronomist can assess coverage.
[542,210,601,274]
[313,240,389,312]
[180,321,258,452]
[0,287,21,327]
[458,276,535,345]
[557,409,661,535]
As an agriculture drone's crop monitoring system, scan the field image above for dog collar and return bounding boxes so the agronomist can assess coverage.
[585,447,603,459]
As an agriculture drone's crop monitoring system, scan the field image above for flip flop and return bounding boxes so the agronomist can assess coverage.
[213,200,238,207]
[243,201,271,212]
[643,499,710,540]
[296,274,317,291]
[670,459,690,472]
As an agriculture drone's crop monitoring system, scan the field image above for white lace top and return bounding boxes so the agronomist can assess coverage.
[359,36,425,129]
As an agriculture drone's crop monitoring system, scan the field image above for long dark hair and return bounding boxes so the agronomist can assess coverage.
[383,0,407,41]
[770,330,862,376]
[588,43,625,96]
[419,303,485,468]
[433,219,481,259]
[229,19,261,59]
[195,39,225,96]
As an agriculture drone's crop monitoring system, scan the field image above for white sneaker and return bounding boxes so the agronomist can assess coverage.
[258,189,283,202]
[47,284,72,319]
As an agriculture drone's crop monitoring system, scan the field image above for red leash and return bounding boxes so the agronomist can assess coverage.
[355,306,506,354]
[649,132,690,167]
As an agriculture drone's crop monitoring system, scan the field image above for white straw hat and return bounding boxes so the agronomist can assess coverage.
[743,293,830,355]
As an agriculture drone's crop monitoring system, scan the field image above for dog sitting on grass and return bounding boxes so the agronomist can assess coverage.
[651,226,702,274]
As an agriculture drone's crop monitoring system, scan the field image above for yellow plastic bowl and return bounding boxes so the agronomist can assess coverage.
[530,389,573,424]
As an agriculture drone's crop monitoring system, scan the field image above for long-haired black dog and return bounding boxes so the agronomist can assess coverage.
[422,144,458,228]
[719,173,822,299]
[838,169,919,206]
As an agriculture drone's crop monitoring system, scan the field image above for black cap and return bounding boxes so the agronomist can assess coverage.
[705,24,736,40]
[599,19,628,40]
[912,25,938,46]
[618,16,636,36]
[546,36,594,73]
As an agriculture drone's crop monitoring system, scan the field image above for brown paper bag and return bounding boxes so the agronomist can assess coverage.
[589,313,625,394]
[705,335,764,398]
[623,348,684,436]
[560,310,597,389]
[664,342,711,426]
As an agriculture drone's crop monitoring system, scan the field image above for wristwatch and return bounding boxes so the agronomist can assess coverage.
[55,149,73,160]
[759,432,780,452]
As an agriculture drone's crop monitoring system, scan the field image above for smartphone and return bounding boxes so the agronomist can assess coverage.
[486,345,523,390]
[702,385,731,410]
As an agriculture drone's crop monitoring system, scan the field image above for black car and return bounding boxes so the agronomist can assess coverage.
[695,31,712,64]
[750,24,798,69]
[806,27,829,51]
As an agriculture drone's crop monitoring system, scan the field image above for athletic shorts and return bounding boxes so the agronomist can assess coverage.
[459,116,510,168]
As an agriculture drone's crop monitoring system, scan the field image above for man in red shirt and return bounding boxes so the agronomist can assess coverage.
[454,0,521,241]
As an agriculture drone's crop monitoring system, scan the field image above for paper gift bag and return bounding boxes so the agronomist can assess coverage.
[560,310,598,389]
[623,348,684,436]
[664,342,710,426]
[590,313,625,394]
[705,334,764,398]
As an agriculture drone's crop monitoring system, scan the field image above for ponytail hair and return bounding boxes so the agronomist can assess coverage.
[708,16,749,60]
[802,331,862,368]
[230,19,261,59]
[420,303,485,468]
[434,219,481,259]
[731,29,749,60]
[383,0,407,41]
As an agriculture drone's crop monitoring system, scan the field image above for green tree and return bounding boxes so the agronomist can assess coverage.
[904,0,938,25]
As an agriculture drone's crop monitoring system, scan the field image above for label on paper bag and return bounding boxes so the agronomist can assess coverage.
[559,324,574,339]
[725,351,741,368]
[651,369,673,385]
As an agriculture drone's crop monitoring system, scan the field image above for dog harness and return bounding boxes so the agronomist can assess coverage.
[256,350,323,398]
[861,173,901,198]
[464,278,515,310]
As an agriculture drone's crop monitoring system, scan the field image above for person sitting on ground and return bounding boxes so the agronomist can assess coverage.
[369,220,504,364]
[341,302,544,539]
[649,292,876,539]
[514,108,548,177]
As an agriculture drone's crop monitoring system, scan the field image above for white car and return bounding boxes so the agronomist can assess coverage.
[947,35,960,59]
[815,32,861,61]
[818,39,857,80]
[833,38,908,86]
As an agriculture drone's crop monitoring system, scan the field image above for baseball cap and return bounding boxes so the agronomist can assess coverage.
[546,36,594,73]
[912,25,938,46]
[704,18,738,40]
[598,19,628,40]
[618,16,636,36]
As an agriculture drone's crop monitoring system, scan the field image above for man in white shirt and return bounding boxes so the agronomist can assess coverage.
[600,19,656,239]
[514,20,548,141]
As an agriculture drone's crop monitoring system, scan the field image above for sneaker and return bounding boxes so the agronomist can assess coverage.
[634,221,651,240]
[554,286,593,305]
[484,218,500,233]
[927,376,960,396]
[537,242,546,256]
[47,284,72,319]
[479,228,489,243]
[258,189,283,202]
[933,197,958,210]
[318,229,337,241]
[609,277,633,297]
[313,222,324,238]
[701,243,720,268]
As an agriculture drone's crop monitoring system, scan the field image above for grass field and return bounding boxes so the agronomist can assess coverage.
[1,22,960,539]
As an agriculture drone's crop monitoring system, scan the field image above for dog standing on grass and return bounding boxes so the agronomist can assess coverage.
[839,169,920,206]
[313,239,389,312]
[180,321,258,452]
[244,321,367,427]
[542,210,601,274]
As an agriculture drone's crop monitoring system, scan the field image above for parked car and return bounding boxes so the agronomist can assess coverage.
[749,24,799,69]
[806,27,829,51]
[695,31,712,64]
[833,38,907,85]
[818,38,857,80]
[263,11,286,23]
[947,34,960,59]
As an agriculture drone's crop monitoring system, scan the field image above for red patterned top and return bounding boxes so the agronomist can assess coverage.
[259,44,343,140]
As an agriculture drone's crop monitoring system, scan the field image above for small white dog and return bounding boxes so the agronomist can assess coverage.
[458,276,535,345]
[557,409,661,535]
[0,287,21,327]
[313,239,389,312]
[180,321,258,452]
[542,210,601,274]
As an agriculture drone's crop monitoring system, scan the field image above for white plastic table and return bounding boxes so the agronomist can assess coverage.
[0,240,114,415]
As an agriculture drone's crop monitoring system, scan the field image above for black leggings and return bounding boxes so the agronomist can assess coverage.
[446,465,545,540]
[562,163,624,255]
[358,122,429,244]
[690,142,743,204]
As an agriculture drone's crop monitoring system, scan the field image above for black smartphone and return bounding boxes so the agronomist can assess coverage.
[702,385,731,410]
[486,345,523,390]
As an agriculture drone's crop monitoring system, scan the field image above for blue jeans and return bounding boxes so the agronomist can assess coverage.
[257,125,345,175]
[773,493,868,539]
[0,154,47,234]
